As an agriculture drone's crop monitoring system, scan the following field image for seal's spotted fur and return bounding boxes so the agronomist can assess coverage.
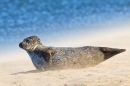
[19,36,126,71]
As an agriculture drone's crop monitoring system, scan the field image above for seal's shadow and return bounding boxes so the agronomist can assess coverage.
[11,70,42,75]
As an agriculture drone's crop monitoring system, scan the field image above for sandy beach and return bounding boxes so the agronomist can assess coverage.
[1,0,130,86]
[0,32,130,86]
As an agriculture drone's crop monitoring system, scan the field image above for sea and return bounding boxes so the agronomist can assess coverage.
[0,0,130,61]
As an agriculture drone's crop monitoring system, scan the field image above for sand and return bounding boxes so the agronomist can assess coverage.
[0,32,130,86]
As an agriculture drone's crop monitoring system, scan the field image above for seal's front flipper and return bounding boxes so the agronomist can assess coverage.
[42,47,56,66]
[47,49,53,65]
[98,47,126,60]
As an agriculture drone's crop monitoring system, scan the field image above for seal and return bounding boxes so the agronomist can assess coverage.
[19,36,126,71]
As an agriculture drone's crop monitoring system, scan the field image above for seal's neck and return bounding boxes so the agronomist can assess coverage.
[34,44,46,51]
[26,44,44,58]
[27,44,45,52]
[31,44,39,51]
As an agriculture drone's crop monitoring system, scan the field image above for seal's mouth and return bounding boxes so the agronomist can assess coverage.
[19,42,27,50]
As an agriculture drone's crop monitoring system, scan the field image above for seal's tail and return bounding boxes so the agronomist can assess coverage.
[98,47,126,60]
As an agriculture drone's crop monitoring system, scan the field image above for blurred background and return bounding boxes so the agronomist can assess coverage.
[0,0,130,61]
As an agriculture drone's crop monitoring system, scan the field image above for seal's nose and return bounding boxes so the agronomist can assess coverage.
[19,43,22,48]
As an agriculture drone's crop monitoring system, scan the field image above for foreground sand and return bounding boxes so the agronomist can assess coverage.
[0,32,130,86]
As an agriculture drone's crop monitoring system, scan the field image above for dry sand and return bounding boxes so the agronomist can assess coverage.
[0,32,130,86]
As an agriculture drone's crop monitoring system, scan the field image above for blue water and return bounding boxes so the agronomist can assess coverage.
[0,0,130,59]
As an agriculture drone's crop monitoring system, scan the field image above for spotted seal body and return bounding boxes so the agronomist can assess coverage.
[19,36,126,71]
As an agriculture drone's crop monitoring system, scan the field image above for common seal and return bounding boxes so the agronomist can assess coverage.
[19,36,126,71]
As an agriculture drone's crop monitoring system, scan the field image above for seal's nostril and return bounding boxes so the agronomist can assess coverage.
[19,43,22,48]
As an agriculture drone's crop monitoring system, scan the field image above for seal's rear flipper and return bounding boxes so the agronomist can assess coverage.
[98,47,126,60]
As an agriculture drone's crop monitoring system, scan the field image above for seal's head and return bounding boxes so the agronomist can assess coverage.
[19,36,41,51]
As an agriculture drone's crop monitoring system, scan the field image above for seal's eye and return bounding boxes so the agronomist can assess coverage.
[26,39,30,44]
